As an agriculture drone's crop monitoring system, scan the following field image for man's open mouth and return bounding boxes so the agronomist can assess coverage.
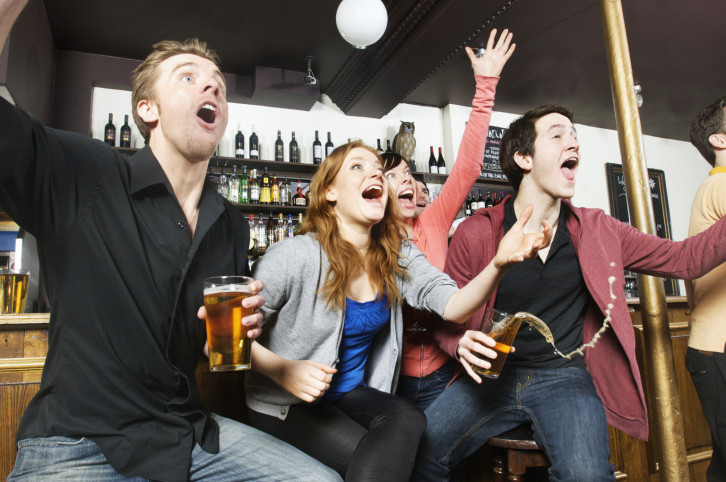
[197,103,217,125]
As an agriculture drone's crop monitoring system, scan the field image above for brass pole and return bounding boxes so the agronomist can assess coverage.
[599,0,688,480]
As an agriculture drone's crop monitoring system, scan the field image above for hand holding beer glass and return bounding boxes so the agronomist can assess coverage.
[203,276,256,371]
[459,307,521,382]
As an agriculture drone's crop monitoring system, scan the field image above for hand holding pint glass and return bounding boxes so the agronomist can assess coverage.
[471,307,521,379]
[203,276,255,371]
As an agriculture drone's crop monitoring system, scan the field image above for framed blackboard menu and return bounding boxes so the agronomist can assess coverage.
[605,163,679,295]
[481,126,508,181]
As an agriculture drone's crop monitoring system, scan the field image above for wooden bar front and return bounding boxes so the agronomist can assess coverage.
[0,299,712,480]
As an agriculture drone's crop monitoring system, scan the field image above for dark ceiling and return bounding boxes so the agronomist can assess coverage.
[42,0,723,142]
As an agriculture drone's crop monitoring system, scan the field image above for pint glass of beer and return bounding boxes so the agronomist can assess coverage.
[472,307,521,379]
[203,276,254,371]
[0,269,29,314]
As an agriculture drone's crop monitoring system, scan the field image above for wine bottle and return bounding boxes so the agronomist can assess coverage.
[313,130,323,164]
[249,125,259,159]
[325,132,334,157]
[475,190,484,210]
[485,191,494,208]
[120,115,131,148]
[234,124,245,158]
[290,132,299,163]
[376,139,384,155]
[437,147,447,175]
[104,113,116,146]
[428,146,437,174]
[385,140,393,153]
[275,130,284,162]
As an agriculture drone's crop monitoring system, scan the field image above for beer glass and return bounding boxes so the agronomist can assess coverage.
[203,276,254,371]
[0,269,29,314]
[472,307,521,379]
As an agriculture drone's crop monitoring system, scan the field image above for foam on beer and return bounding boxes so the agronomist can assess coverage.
[204,284,252,297]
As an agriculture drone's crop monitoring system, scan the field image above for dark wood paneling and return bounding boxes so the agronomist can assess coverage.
[0,382,40,480]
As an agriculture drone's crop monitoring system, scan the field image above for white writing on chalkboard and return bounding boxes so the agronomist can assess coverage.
[482,126,506,179]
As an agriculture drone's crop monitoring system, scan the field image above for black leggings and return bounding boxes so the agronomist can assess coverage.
[247,386,426,481]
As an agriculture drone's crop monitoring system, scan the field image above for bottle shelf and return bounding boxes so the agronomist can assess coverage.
[235,203,307,215]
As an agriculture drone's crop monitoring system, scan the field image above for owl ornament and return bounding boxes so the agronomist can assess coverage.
[392,121,416,162]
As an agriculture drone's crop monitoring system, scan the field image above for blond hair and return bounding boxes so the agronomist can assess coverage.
[131,39,221,143]
[298,141,407,310]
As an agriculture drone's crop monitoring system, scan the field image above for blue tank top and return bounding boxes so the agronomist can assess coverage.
[324,295,391,401]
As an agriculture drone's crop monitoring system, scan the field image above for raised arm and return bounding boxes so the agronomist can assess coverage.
[419,28,515,234]
[441,205,551,323]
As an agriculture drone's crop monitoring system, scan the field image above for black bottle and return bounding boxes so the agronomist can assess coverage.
[325,132,334,157]
[119,115,131,148]
[275,130,284,162]
[313,130,323,164]
[234,124,245,158]
[289,131,299,163]
[249,125,259,159]
[104,113,115,146]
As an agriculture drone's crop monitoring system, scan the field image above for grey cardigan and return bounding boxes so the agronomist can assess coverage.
[246,233,459,419]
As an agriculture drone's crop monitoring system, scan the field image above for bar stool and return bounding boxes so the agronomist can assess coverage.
[486,425,550,481]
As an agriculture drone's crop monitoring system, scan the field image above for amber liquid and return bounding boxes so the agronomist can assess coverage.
[472,316,521,379]
[0,272,29,314]
[204,289,253,371]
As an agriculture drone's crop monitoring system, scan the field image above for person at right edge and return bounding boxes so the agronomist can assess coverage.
[414,104,726,481]
[685,95,726,482]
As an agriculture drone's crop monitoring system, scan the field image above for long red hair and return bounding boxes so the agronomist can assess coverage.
[298,141,408,310]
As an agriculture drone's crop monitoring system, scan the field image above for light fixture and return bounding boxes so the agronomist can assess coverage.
[336,0,388,49]
[634,83,643,108]
[303,56,317,86]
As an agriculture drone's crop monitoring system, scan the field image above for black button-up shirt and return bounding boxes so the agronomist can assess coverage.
[0,98,250,481]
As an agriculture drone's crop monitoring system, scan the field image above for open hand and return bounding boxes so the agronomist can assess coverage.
[466,28,516,78]
[493,204,552,271]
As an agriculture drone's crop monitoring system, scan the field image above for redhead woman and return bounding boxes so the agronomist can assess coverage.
[383,28,516,409]
[245,141,549,480]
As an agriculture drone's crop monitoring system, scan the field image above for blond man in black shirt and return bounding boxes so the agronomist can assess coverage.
[0,1,340,480]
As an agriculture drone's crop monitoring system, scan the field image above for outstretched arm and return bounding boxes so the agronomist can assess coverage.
[466,28,516,77]
[442,205,551,323]
[0,0,28,54]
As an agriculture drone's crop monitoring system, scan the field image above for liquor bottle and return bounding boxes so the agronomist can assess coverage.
[376,139,384,155]
[120,115,131,148]
[256,213,267,252]
[289,131,300,163]
[325,132,334,157]
[259,167,271,205]
[280,177,290,206]
[274,130,284,162]
[217,167,229,199]
[428,146,437,174]
[286,213,295,238]
[275,213,286,243]
[249,125,259,159]
[312,130,323,164]
[437,147,447,175]
[104,113,116,146]
[266,213,276,247]
[385,140,393,153]
[293,180,307,207]
[235,124,245,158]
[485,191,494,208]
[492,191,498,206]
[248,214,259,257]
[239,166,250,203]
[207,161,217,185]
[250,173,260,204]
[227,165,240,203]
[465,194,473,217]
[271,175,280,205]
[296,213,304,233]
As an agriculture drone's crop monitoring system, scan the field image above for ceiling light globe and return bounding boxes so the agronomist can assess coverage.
[336,0,388,49]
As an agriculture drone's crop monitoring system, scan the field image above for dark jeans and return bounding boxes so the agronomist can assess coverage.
[396,359,457,410]
[414,366,615,481]
[248,386,426,481]
[686,347,726,482]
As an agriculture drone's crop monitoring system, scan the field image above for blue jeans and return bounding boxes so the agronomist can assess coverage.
[8,413,342,481]
[414,366,615,481]
[396,359,457,410]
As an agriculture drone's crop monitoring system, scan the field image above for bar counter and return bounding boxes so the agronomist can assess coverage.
[0,299,712,480]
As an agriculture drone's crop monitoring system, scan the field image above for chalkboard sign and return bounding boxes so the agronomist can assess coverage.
[605,163,679,295]
[481,126,508,181]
